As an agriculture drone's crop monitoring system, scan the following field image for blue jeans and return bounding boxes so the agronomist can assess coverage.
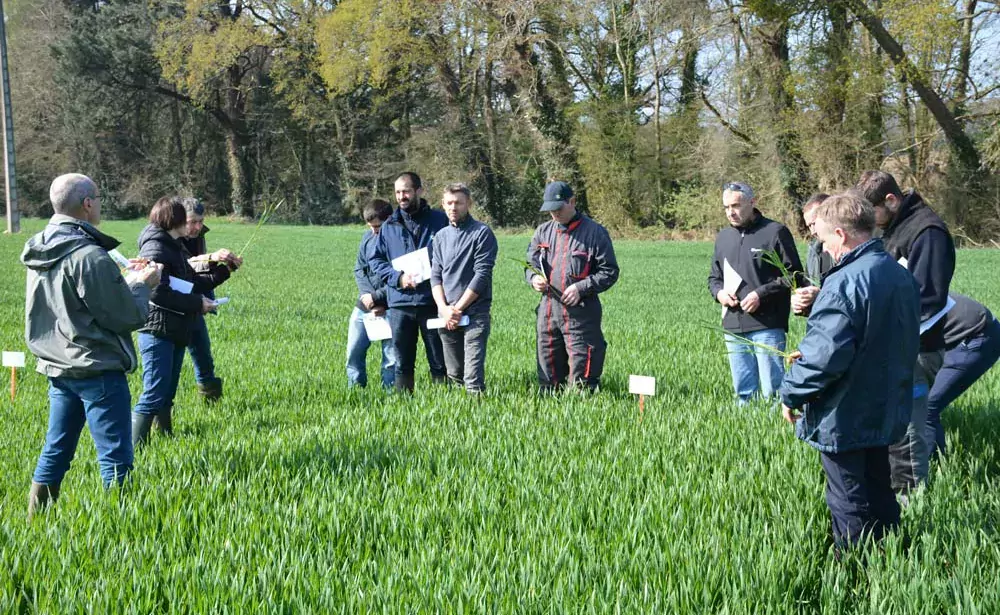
[187,315,216,385]
[345,306,396,388]
[33,372,133,487]
[724,328,786,403]
[926,318,1000,456]
[133,333,186,416]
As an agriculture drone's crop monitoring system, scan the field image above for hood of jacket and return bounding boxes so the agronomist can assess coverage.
[21,215,120,271]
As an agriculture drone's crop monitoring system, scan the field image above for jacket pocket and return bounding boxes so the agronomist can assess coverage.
[569,250,591,280]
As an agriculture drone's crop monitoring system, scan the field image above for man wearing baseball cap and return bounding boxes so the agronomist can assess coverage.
[525,181,620,391]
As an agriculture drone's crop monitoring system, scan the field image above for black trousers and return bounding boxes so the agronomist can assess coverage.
[535,297,607,390]
[388,304,445,389]
[820,446,900,548]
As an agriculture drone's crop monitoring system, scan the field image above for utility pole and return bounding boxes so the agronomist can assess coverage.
[0,0,18,234]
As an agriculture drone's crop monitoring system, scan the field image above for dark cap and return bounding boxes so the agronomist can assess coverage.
[541,181,574,212]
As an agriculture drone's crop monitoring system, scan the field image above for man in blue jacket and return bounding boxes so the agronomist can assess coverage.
[346,199,396,388]
[369,172,448,392]
[856,170,954,492]
[781,193,920,550]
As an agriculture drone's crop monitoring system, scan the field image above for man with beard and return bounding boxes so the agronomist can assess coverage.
[369,172,448,392]
[855,170,955,494]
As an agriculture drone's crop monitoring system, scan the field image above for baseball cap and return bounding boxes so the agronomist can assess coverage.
[541,181,574,212]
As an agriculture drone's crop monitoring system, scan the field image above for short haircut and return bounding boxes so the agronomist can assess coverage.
[722,181,755,201]
[801,193,829,212]
[182,197,205,218]
[396,172,422,190]
[49,173,97,215]
[442,182,471,201]
[149,196,188,231]
[814,192,876,238]
[363,198,393,223]
[855,170,902,206]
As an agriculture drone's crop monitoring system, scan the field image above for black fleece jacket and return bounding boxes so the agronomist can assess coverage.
[708,211,803,333]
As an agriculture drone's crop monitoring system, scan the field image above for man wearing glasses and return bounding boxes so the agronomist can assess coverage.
[708,182,803,404]
[855,170,955,495]
[791,193,833,317]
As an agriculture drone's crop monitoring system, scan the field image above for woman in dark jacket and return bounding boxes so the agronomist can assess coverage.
[132,197,231,446]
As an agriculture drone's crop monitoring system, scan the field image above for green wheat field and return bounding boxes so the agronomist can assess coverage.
[1,219,999,612]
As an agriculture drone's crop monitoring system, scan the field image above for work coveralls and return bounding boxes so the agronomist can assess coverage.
[526,214,619,390]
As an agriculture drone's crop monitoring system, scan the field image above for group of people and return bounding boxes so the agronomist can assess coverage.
[21,174,242,516]
[709,172,1000,552]
[346,173,620,394]
[18,168,998,559]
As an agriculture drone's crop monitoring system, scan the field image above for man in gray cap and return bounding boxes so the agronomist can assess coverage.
[525,181,620,391]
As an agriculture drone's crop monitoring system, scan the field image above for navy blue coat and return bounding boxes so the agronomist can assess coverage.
[368,201,449,308]
[780,238,920,453]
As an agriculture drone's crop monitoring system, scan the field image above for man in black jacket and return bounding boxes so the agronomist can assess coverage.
[856,170,955,493]
[347,199,396,388]
[708,182,804,404]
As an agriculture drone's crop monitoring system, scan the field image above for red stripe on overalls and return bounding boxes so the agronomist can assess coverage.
[562,218,583,383]
[540,241,556,385]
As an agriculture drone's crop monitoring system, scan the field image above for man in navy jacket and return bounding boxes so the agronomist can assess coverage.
[781,192,920,550]
[368,172,448,392]
[856,170,955,492]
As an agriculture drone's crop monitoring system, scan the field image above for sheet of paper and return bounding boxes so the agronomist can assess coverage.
[920,296,956,335]
[628,375,656,396]
[363,315,392,341]
[723,259,743,294]
[2,351,26,368]
[391,247,432,285]
[898,256,909,269]
[213,297,230,307]
[427,315,471,330]
[108,249,131,273]
[168,276,194,294]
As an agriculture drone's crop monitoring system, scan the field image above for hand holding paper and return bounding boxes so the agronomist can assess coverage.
[392,248,432,287]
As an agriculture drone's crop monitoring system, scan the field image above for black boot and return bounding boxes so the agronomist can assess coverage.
[132,413,156,448]
[28,481,60,519]
[197,377,223,403]
[395,373,415,393]
[153,405,173,436]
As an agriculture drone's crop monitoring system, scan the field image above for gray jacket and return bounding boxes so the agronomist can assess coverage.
[430,215,498,314]
[21,215,151,378]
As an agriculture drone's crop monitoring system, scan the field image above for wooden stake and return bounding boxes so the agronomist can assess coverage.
[639,394,645,422]
[9,366,14,401]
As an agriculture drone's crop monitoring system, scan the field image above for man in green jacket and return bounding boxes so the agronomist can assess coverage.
[21,173,161,517]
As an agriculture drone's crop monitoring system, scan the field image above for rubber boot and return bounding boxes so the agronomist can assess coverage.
[132,413,156,448]
[197,377,223,403]
[153,405,173,437]
[394,373,415,393]
[28,481,60,519]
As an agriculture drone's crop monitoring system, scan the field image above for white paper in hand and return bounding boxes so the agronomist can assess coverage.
[391,248,432,285]
[168,276,194,294]
[213,297,231,307]
[920,295,956,334]
[108,249,131,273]
[3,351,26,368]
[722,259,744,318]
[363,315,392,341]
[427,315,470,330]
[629,375,656,396]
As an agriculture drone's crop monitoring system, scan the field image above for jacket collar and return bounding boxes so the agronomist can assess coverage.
[884,190,923,237]
[396,199,428,222]
[557,212,583,232]
[829,237,882,273]
[735,208,765,232]
[452,213,475,229]
[49,214,121,251]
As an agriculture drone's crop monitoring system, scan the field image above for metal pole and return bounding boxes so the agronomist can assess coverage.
[0,0,18,234]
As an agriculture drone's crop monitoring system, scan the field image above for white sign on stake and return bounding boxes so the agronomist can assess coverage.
[629,375,656,396]
[2,352,26,368]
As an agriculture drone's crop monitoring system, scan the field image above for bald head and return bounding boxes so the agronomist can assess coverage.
[50,174,98,217]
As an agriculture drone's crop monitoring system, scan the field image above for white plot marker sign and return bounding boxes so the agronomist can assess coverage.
[629,375,656,420]
[3,351,26,401]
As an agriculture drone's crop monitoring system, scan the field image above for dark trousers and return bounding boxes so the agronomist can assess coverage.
[821,447,900,549]
[186,314,216,385]
[535,297,607,390]
[388,304,445,389]
[926,318,1000,456]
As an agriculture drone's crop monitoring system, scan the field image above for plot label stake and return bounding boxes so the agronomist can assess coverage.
[629,375,656,422]
[3,351,25,401]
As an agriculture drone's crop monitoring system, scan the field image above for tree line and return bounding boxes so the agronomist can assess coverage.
[5,0,1000,237]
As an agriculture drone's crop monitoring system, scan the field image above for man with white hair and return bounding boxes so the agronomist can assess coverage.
[708,182,803,403]
[781,193,920,550]
[20,173,161,517]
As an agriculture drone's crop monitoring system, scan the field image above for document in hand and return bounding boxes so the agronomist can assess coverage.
[427,315,471,330]
[391,248,432,285]
[897,257,956,334]
[722,258,744,318]
[168,276,194,294]
[363,315,393,341]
